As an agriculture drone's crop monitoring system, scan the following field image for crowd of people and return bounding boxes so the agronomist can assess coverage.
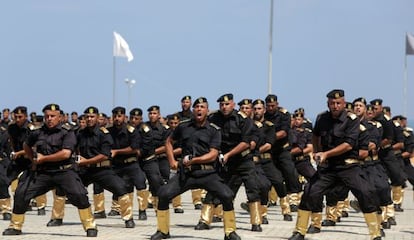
[0,90,413,240]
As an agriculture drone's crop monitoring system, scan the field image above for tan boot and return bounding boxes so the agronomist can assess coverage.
[294,209,311,236]
[150,210,171,239]
[78,207,97,237]
[268,187,278,206]
[223,210,237,237]
[51,191,66,220]
[3,213,25,235]
[364,212,381,240]
[0,198,12,215]
[191,189,202,206]
[118,194,133,221]
[195,204,213,230]
[307,212,322,233]
[93,193,105,214]
[249,201,262,231]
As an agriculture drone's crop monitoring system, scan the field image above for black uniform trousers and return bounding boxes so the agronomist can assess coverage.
[260,158,288,198]
[273,149,301,194]
[157,170,234,211]
[80,167,129,197]
[0,157,11,199]
[403,158,414,188]
[157,156,170,184]
[139,159,164,196]
[112,162,147,200]
[224,156,261,202]
[13,168,90,214]
[227,161,271,206]
[379,148,405,186]
[299,164,378,213]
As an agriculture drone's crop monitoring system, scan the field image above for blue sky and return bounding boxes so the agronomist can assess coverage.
[2,1,414,121]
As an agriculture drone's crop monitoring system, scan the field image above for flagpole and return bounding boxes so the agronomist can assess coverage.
[267,0,274,94]
[404,45,407,117]
[113,56,116,108]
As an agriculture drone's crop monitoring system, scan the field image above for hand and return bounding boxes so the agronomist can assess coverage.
[111,150,116,158]
[36,153,44,164]
[313,152,327,164]
[219,153,227,165]
[170,161,178,170]
[183,155,192,166]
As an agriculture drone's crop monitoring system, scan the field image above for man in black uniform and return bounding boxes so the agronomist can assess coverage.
[288,90,381,240]
[0,120,11,220]
[7,106,48,217]
[106,106,146,218]
[77,106,134,228]
[265,94,300,211]
[3,103,97,237]
[150,97,241,240]
[370,99,404,225]
[147,106,171,185]
[195,93,262,232]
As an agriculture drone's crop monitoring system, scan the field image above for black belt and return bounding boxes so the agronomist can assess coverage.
[88,160,111,168]
[187,164,214,171]
[260,153,272,159]
[293,155,309,161]
[157,153,167,158]
[38,163,73,171]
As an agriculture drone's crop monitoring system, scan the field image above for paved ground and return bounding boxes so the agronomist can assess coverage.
[1,185,414,240]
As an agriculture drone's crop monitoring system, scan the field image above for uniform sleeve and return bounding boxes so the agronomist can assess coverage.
[343,117,359,148]
[129,129,140,150]
[209,127,221,150]
[240,117,253,143]
[62,130,76,152]
[100,133,113,157]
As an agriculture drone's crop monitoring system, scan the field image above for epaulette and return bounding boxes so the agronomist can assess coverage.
[179,119,191,124]
[305,128,312,133]
[62,123,72,130]
[296,127,304,132]
[27,123,37,131]
[279,108,288,114]
[141,124,150,133]
[305,118,312,123]
[264,120,274,127]
[0,126,6,131]
[375,122,382,129]
[100,127,109,134]
[163,124,170,130]
[127,125,135,133]
[384,114,391,121]
[393,121,400,127]
[255,121,263,128]
[237,111,247,119]
[210,123,220,130]
[405,127,413,132]
[359,124,366,132]
[403,131,411,138]
[347,112,357,120]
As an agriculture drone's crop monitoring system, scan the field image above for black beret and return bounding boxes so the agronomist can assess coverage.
[352,97,367,105]
[98,113,107,118]
[130,108,143,116]
[217,93,233,102]
[181,95,191,102]
[237,99,252,106]
[293,112,304,118]
[112,106,126,115]
[326,89,344,99]
[370,99,383,106]
[265,94,278,103]
[84,106,99,114]
[2,108,10,113]
[366,105,374,111]
[71,111,78,115]
[13,106,27,115]
[167,114,180,121]
[30,112,37,118]
[78,115,86,120]
[147,105,160,112]
[42,104,60,112]
[252,99,265,106]
[382,106,391,113]
[392,115,406,121]
[193,97,208,107]
[345,102,354,110]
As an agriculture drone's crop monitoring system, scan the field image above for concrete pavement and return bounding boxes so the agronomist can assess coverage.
[1,185,413,240]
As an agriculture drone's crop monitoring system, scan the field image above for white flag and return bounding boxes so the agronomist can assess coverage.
[406,33,414,55]
[113,31,134,62]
